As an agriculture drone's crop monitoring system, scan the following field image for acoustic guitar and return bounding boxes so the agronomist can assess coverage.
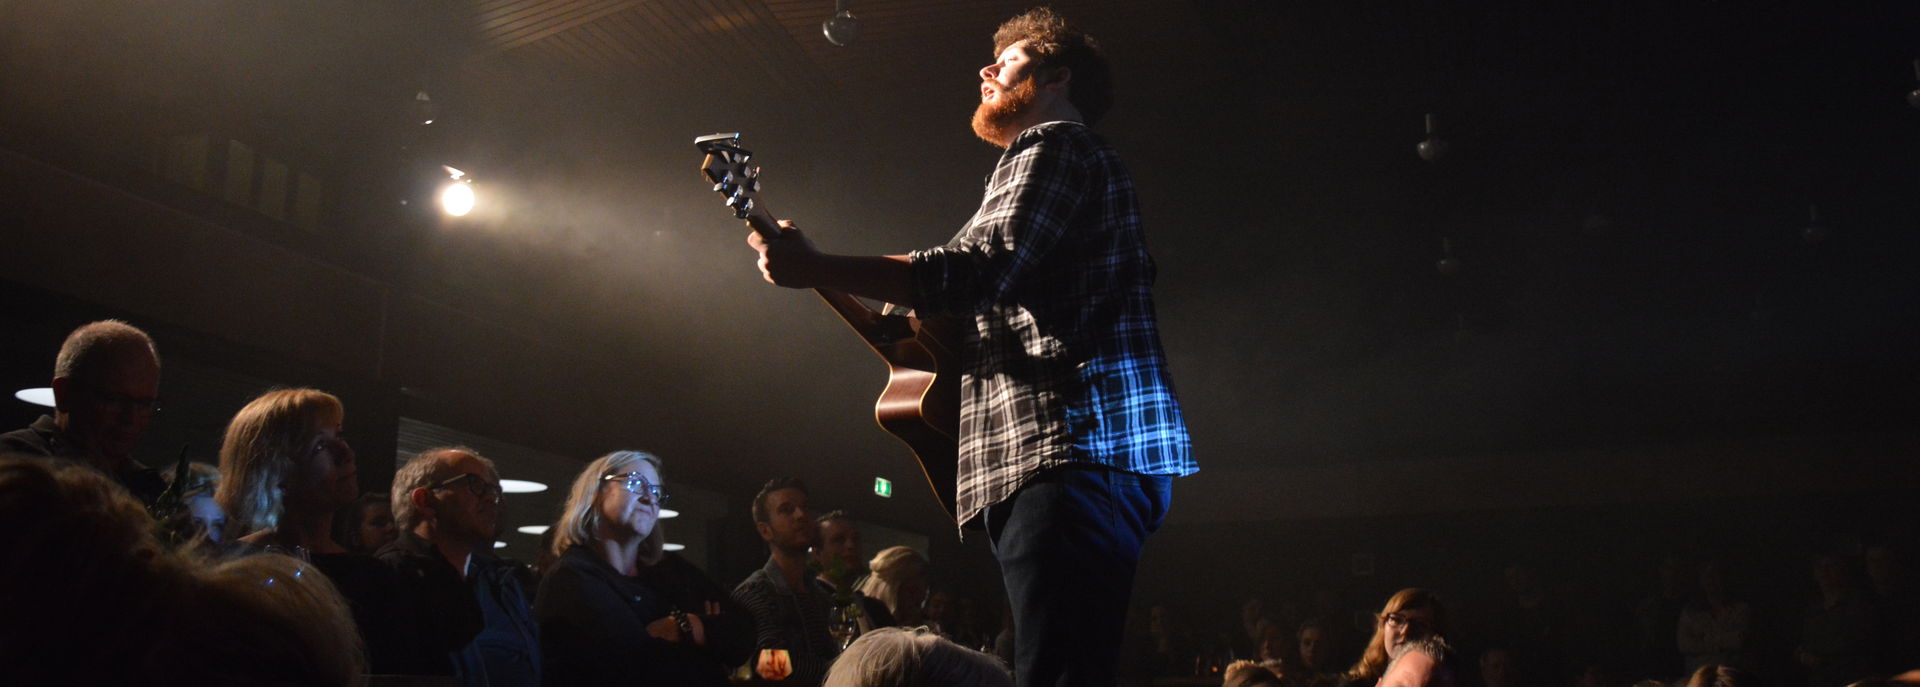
[696,133,960,523]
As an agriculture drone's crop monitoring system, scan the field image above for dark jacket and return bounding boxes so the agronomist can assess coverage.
[535,545,748,686]
[0,414,166,505]
[376,530,539,686]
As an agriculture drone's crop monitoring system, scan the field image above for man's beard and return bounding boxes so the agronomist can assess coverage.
[971,77,1039,148]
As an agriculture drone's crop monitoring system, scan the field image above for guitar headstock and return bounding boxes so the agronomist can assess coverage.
[695,132,778,239]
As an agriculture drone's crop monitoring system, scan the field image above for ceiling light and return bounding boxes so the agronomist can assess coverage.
[439,180,474,217]
[516,525,549,535]
[500,479,547,494]
[660,508,679,519]
[822,0,859,46]
[493,541,507,549]
[663,543,686,552]
[14,388,54,407]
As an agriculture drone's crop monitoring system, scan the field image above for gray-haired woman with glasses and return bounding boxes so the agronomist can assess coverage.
[535,450,750,685]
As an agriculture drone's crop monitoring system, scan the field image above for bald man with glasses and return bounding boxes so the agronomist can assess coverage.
[380,446,540,686]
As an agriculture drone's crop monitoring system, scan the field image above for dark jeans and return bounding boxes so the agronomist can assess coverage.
[984,465,1172,687]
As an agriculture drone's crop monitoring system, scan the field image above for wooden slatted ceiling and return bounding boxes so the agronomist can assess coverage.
[468,0,1177,100]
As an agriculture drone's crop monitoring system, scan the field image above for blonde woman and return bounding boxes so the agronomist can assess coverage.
[216,387,445,675]
[535,450,748,686]
[860,546,932,627]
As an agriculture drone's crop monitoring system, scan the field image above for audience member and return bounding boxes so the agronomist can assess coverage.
[927,589,958,637]
[1346,589,1451,687]
[1634,557,1693,679]
[1226,659,1288,687]
[537,450,744,685]
[381,447,538,686]
[1683,664,1762,687]
[734,477,841,685]
[823,626,1015,687]
[336,492,397,554]
[1477,646,1525,687]
[0,454,365,686]
[1290,618,1343,687]
[216,386,442,675]
[1381,637,1458,687]
[1796,553,1878,687]
[862,545,933,628]
[814,509,898,637]
[159,460,225,547]
[1240,596,1275,659]
[1678,560,1754,674]
[0,320,166,504]
[1865,543,1919,674]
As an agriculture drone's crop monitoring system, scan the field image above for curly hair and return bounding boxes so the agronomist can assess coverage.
[991,7,1113,125]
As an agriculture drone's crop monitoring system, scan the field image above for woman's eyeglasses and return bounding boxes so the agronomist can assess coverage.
[1382,612,1432,635]
[601,472,667,503]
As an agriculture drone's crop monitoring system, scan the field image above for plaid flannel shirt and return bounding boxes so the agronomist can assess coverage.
[908,121,1197,532]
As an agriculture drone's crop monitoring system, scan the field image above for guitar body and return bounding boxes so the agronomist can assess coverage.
[864,311,962,521]
[699,133,962,523]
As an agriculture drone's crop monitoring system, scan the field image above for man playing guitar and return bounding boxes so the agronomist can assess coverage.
[746,8,1196,685]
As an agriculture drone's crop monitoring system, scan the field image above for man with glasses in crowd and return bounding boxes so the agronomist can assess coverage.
[1,319,167,505]
[380,446,541,686]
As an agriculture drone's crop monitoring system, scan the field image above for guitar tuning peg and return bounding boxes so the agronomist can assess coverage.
[714,182,735,194]
[733,207,751,220]
[747,179,761,193]
[746,166,761,179]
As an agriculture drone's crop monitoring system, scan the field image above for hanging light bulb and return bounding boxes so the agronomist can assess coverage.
[1802,204,1829,244]
[822,0,860,47]
[1417,113,1449,162]
[1435,237,1462,276]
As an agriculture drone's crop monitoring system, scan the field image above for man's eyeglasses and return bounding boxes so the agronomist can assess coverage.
[83,385,161,416]
[429,472,503,503]
[601,472,667,503]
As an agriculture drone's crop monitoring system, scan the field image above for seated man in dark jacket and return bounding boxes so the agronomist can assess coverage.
[378,446,540,686]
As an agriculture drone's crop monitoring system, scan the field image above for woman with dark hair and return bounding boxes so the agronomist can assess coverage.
[535,450,750,685]
[1344,589,1450,687]
[333,492,397,554]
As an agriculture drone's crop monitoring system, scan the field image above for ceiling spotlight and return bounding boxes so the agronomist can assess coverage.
[516,525,550,535]
[660,509,680,519]
[412,90,437,126]
[500,479,547,494]
[663,543,687,552]
[439,165,474,217]
[493,541,507,549]
[13,388,54,407]
[822,0,859,47]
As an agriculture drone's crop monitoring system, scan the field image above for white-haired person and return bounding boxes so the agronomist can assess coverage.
[861,545,933,628]
[823,626,1013,687]
[216,387,448,675]
[535,450,750,685]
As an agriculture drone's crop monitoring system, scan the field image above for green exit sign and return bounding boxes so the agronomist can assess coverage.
[873,477,893,498]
